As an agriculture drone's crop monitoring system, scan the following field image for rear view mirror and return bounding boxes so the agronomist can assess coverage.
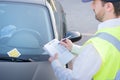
[64,31,82,42]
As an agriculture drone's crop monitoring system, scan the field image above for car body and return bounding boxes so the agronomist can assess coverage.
[0,0,81,80]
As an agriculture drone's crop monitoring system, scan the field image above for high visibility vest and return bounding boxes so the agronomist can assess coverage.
[84,26,120,80]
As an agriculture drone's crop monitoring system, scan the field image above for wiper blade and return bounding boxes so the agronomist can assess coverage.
[0,57,33,62]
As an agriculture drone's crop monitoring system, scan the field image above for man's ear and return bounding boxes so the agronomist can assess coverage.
[104,2,114,12]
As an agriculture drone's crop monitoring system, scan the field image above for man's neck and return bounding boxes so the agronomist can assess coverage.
[98,18,120,30]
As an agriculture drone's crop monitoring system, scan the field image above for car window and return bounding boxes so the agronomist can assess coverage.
[0,2,54,56]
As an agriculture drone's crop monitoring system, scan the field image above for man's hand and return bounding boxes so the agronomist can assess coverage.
[60,38,73,51]
[48,53,58,63]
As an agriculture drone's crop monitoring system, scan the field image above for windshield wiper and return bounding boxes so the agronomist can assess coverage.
[0,57,33,62]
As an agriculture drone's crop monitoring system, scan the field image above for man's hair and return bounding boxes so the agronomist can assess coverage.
[102,0,120,17]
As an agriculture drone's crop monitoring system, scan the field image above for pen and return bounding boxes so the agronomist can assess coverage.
[62,36,71,41]
[58,36,71,45]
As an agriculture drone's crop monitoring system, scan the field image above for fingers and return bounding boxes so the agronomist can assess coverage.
[60,41,68,47]
[48,56,55,62]
[60,38,70,46]
[48,53,58,62]
[60,39,73,51]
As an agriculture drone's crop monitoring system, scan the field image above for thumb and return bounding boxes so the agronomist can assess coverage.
[48,53,58,62]
[48,57,53,62]
[54,53,58,59]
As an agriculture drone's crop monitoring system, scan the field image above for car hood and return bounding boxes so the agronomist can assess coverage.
[0,61,57,80]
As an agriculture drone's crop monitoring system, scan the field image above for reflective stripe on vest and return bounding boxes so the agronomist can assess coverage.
[95,32,120,51]
[115,70,120,80]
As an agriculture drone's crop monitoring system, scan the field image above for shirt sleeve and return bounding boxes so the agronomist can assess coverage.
[51,43,102,80]
[71,44,81,55]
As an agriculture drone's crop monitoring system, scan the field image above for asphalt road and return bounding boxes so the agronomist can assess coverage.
[59,0,100,45]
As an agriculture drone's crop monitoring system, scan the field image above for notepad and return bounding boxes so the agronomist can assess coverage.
[43,39,75,65]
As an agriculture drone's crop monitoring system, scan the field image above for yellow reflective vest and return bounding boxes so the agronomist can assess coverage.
[85,26,120,80]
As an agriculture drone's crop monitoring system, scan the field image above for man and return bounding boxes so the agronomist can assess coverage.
[49,0,120,80]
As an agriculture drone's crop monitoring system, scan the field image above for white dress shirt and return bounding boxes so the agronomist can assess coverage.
[51,18,120,80]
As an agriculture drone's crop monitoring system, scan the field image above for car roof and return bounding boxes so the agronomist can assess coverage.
[0,0,47,5]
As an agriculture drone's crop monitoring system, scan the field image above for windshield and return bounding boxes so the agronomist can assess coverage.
[0,2,54,57]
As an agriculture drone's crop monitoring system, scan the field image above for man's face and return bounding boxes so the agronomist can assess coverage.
[91,0,106,22]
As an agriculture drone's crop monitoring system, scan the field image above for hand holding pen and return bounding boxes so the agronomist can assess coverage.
[60,36,73,51]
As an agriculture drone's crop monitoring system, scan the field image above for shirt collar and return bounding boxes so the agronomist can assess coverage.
[98,18,120,30]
